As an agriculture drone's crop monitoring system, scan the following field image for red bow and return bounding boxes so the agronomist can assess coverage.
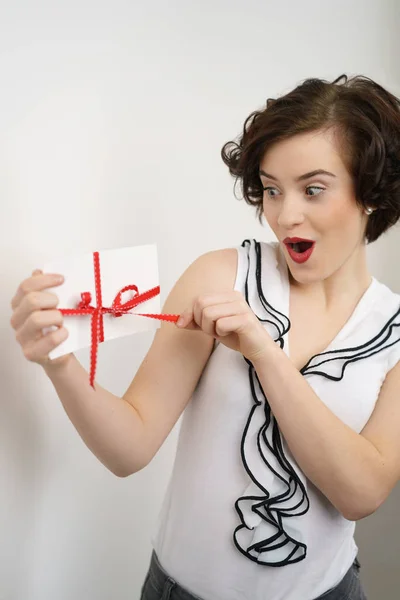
[59,251,179,388]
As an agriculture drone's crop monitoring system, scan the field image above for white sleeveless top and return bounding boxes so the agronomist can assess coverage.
[151,239,400,600]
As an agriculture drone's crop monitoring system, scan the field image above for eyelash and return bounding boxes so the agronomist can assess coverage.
[262,185,325,198]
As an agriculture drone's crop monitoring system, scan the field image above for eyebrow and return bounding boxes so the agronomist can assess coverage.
[258,169,337,182]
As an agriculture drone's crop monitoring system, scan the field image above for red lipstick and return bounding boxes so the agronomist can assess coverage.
[283,237,316,264]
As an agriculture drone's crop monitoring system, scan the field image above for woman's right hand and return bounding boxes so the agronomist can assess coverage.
[10,269,71,368]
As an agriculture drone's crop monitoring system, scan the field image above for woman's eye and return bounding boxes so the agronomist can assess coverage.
[306,186,325,196]
[263,186,279,197]
[262,186,325,198]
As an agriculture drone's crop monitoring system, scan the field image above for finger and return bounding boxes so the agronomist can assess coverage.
[22,326,69,363]
[175,310,201,330]
[214,314,249,337]
[11,291,61,330]
[199,301,248,336]
[176,293,247,332]
[192,293,243,330]
[11,273,64,311]
[15,308,64,346]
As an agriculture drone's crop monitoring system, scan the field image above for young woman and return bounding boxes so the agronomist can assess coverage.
[10,74,400,600]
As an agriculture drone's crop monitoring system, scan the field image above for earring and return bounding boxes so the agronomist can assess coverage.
[365,207,374,215]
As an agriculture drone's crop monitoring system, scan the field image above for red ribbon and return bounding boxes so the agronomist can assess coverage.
[59,251,179,388]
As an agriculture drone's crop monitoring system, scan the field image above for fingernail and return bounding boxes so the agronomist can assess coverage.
[176,315,184,327]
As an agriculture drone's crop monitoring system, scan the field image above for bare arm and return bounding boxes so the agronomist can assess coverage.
[41,248,238,476]
[251,343,400,521]
[43,355,148,476]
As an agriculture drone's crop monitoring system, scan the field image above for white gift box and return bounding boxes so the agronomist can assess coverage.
[42,244,162,360]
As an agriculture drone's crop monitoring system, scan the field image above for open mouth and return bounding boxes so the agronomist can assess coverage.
[288,241,314,253]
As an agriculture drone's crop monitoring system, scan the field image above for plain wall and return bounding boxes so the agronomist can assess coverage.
[1,1,399,598]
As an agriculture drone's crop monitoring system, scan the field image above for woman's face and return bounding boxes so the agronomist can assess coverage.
[259,128,369,285]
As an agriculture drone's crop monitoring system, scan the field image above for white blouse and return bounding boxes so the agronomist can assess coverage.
[151,239,400,600]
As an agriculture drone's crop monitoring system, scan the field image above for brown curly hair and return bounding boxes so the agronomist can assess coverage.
[221,74,400,244]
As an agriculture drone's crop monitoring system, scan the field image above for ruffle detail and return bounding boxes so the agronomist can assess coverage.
[233,238,400,567]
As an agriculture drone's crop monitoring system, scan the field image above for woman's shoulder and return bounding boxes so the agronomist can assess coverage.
[192,246,239,292]
[190,239,280,295]
[197,240,273,290]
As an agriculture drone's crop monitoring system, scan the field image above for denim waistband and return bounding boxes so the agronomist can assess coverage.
[147,550,203,599]
[146,550,361,600]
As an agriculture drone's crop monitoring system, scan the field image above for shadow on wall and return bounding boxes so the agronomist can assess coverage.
[355,482,400,600]
[358,231,400,600]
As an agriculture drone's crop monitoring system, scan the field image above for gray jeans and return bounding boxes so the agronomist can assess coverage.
[140,550,368,600]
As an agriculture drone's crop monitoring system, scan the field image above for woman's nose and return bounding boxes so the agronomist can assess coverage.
[277,200,306,228]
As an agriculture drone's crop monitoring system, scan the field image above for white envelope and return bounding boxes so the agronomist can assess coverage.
[42,244,162,359]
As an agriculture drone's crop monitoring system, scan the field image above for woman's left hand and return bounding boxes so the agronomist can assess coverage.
[175,290,275,362]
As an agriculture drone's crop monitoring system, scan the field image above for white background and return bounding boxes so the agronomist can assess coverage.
[1,1,400,599]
